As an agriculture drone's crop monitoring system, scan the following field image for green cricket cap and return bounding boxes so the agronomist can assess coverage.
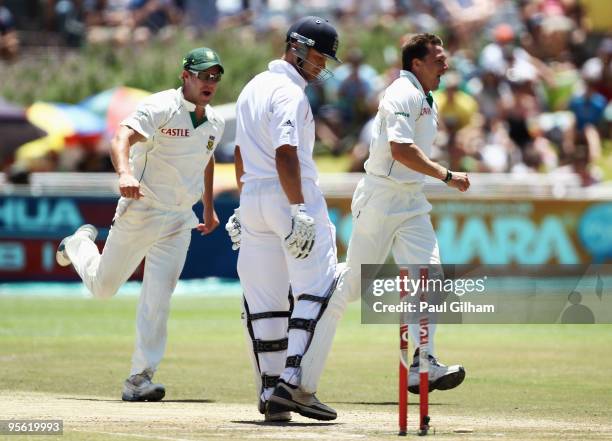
[182,47,224,73]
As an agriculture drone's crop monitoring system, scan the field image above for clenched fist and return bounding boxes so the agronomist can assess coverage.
[447,171,470,192]
[118,172,144,199]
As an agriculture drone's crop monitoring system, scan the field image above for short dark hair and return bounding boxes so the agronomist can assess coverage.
[401,33,443,72]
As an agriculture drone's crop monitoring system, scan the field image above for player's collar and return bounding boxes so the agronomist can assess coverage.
[269,59,308,90]
[178,87,197,112]
[400,70,426,96]
[400,70,434,107]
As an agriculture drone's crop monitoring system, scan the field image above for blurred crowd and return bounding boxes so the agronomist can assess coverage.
[1,0,611,185]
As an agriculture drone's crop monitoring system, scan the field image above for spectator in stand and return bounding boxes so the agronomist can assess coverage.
[568,63,608,171]
[553,143,601,187]
[479,23,538,81]
[314,105,345,156]
[500,71,564,175]
[85,0,133,45]
[129,0,183,42]
[55,0,87,47]
[572,144,600,186]
[434,71,479,131]
[178,0,219,30]
[0,0,19,60]
[434,71,480,172]
[511,144,543,174]
[327,47,380,107]
[315,47,381,156]
[499,72,541,151]
[336,48,376,132]
[84,0,182,45]
[581,38,612,102]
[335,0,398,27]
[481,117,522,172]
[467,66,512,123]
[437,0,494,48]
[571,64,609,131]
[348,116,374,172]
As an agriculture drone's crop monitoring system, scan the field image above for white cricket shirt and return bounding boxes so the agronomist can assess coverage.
[121,87,225,210]
[235,59,317,183]
[364,70,438,185]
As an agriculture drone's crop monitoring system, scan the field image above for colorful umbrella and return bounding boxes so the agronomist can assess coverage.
[80,87,151,136]
[16,102,105,161]
[0,98,47,165]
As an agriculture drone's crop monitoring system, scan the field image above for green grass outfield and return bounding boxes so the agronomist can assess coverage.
[1,294,611,440]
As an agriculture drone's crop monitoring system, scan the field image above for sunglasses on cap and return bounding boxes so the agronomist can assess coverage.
[189,70,222,82]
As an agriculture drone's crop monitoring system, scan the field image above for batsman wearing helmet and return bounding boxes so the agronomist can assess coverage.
[228,16,345,422]
[56,47,225,402]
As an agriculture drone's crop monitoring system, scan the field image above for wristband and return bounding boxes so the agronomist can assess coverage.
[290,203,305,216]
[443,169,453,183]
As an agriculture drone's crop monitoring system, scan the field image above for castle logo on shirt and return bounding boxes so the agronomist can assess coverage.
[420,107,432,116]
[160,128,191,137]
[206,135,215,151]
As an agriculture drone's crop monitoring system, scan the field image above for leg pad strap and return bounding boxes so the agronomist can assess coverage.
[285,355,303,368]
[262,374,280,388]
[288,318,317,332]
[244,310,291,321]
[297,294,328,304]
[253,338,288,353]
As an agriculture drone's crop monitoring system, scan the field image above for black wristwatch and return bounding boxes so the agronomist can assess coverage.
[443,169,453,183]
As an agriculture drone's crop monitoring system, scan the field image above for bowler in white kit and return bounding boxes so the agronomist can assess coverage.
[317,33,471,395]
[56,47,225,401]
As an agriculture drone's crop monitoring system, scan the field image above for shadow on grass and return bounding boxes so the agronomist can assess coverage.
[330,401,451,406]
[60,397,215,403]
[159,399,216,403]
[233,420,340,427]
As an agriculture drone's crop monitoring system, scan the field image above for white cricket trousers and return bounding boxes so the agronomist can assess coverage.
[237,178,337,399]
[65,198,195,376]
[344,174,441,354]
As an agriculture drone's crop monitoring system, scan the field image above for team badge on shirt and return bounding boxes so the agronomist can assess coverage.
[207,135,216,151]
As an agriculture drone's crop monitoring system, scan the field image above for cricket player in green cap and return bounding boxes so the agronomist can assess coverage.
[56,47,225,401]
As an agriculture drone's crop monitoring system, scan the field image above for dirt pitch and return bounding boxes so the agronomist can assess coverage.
[2,392,612,441]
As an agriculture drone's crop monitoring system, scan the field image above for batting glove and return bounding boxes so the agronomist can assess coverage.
[225,208,241,251]
[285,203,315,259]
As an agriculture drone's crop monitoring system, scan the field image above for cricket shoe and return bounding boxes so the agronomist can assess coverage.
[408,348,465,394]
[121,371,165,402]
[56,224,98,267]
[268,380,337,421]
[258,399,292,422]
